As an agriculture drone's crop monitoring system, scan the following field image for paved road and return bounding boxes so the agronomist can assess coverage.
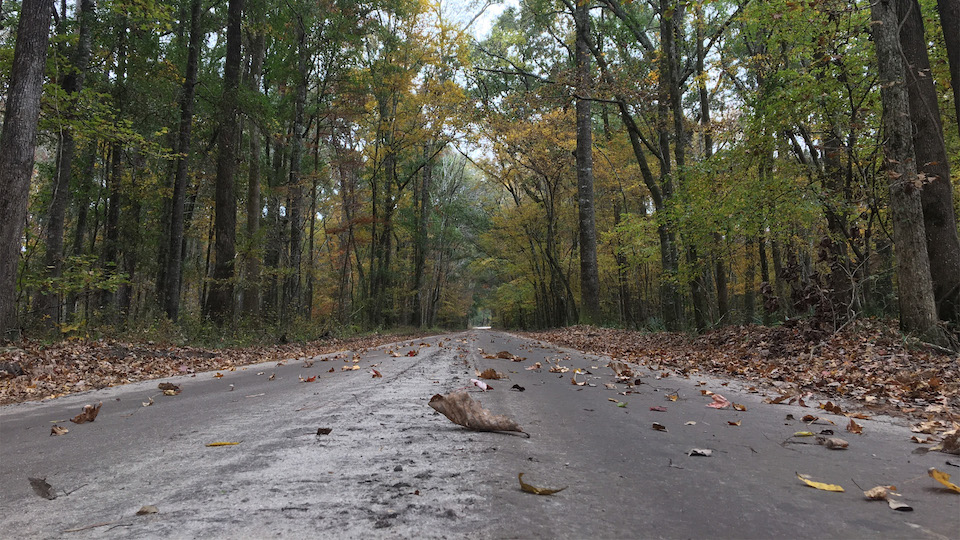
[1,330,958,539]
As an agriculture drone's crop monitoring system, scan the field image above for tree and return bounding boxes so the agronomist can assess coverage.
[204,0,243,323]
[0,0,54,339]
[570,0,601,323]
[163,0,203,321]
[897,0,960,323]
[870,0,940,337]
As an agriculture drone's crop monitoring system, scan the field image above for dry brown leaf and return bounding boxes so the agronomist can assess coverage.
[50,425,68,436]
[428,391,524,434]
[526,362,542,370]
[732,403,746,411]
[479,368,504,380]
[70,402,102,424]
[607,361,633,379]
[518,473,566,495]
[864,485,894,500]
[136,505,159,515]
[846,418,863,434]
[652,422,667,432]
[939,432,960,455]
[158,382,181,395]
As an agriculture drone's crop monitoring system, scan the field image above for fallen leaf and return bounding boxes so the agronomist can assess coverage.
[608,361,633,379]
[479,368,504,380]
[802,415,819,422]
[50,425,68,436]
[136,505,159,515]
[214,372,224,378]
[652,422,667,432]
[939,432,960,455]
[617,402,627,408]
[846,418,863,434]
[864,485,894,500]
[688,448,713,457]
[428,391,523,434]
[707,393,730,409]
[406,350,418,357]
[733,403,747,411]
[70,402,102,424]
[887,499,913,511]
[797,473,844,492]
[317,428,332,435]
[650,406,667,412]
[728,420,741,426]
[608,398,619,403]
[820,401,843,414]
[328,368,335,373]
[685,421,697,426]
[268,373,276,380]
[158,382,181,395]
[206,442,240,447]
[518,473,566,495]
[142,397,154,407]
[28,477,57,500]
[370,369,382,379]
[667,394,679,401]
[511,384,525,392]
[548,365,569,373]
[526,362,542,370]
[816,436,849,449]
[570,377,585,386]
[793,431,815,437]
[928,468,960,493]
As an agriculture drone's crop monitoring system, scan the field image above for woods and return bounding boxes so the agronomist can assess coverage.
[0,0,957,343]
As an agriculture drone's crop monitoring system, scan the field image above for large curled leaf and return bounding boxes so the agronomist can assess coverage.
[70,402,102,424]
[428,391,524,434]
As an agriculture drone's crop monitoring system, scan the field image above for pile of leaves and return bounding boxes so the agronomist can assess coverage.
[525,319,959,420]
[0,332,427,405]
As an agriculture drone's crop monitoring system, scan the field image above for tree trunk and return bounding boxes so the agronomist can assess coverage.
[34,0,93,328]
[241,19,265,317]
[283,21,308,324]
[204,0,242,323]
[574,0,601,324]
[936,0,960,135]
[413,144,432,327]
[898,0,960,323]
[163,0,202,321]
[0,0,53,339]
[870,0,941,338]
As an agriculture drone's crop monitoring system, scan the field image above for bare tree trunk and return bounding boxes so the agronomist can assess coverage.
[163,0,202,321]
[283,21,308,324]
[870,0,941,338]
[936,0,959,134]
[241,19,265,317]
[0,0,53,339]
[898,0,960,323]
[573,0,601,324]
[34,0,94,328]
[204,0,242,323]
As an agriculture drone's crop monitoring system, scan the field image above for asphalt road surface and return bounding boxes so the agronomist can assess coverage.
[1,330,958,539]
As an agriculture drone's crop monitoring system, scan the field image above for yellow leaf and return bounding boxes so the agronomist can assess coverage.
[206,442,240,447]
[518,473,566,495]
[793,431,815,437]
[667,394,679,401]
[797,473,844,492]
[928,468,960,493]
[733,403,747,411]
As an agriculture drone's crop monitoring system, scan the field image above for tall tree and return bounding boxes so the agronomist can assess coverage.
[0,0,54,339]
[204,0,243,323]
[936,0,959,134]
[570,0,601,323]
[163,0,203,321]
[897,0,960,323]
[34,0,95,328]
[870,0,940,337]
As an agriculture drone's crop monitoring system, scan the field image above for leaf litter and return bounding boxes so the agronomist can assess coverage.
[428,391,525,435]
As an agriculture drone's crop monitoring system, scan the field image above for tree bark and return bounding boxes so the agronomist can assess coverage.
[34,0,94,328]
[163,0,202,321]
[936,0,960,134]
[283,20,308,324]
[898,0,960,323]
[204,0,243,323]
[0,0,53,339]
[870,0,941,338]
[574,0,601,324]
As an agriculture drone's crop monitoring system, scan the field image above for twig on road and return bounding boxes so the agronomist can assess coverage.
[64,521,117,533]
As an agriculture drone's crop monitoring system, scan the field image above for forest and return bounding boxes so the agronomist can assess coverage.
[0,0,957,346]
